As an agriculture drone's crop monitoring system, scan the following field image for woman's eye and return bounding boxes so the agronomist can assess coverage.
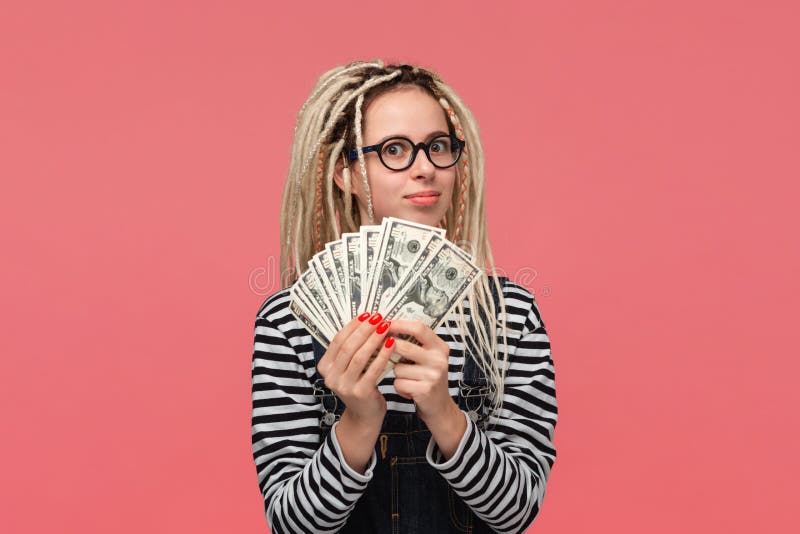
[430,140,450,153]
[384,143,407,157]
[384,143,403,156]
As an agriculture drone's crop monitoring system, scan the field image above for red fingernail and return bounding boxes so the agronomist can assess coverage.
[368,313,382,325]
[357,312,371,322]
[384,337,395,349]
[376,321,390,334]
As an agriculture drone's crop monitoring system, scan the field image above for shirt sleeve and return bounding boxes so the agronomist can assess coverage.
[251,303,378,534]
[424,293,558,534]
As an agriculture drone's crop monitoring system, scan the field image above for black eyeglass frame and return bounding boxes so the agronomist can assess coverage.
[347,134,466,171]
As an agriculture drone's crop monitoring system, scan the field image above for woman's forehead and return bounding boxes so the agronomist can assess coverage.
[363,87,448,139]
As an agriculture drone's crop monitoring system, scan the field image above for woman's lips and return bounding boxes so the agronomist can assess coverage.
[404,191,440,206]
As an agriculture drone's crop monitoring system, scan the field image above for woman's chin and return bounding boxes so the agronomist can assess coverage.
[398,209,444,228]
[371,207,446,229]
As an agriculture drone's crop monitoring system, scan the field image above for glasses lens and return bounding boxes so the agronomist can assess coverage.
[380,138,414,170]
[429,135,459,168]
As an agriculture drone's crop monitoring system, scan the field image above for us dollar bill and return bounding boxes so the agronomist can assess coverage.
[290,283,337,342]
[376,240,481,385]
[383,241,481,328]
[288,292,331,347]
[298,281,338,338]
[358,225,382,315]
[382,232,445,309]
[372,248,481,384]
[365,217,445,314]
[342,232,361,319]
[299,266,342,332]
[310,252,346,326]
[325,241,350,322]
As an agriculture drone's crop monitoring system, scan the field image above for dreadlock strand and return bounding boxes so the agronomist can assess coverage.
[313,147,326,252]
[455,158,469,242]
[341,159,357,230]
[438,97,467,241]
[353,92,374,223]
[287,97,333,249]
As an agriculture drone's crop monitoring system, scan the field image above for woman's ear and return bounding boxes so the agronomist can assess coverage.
[334,153,364,201]
[333,158,346,192]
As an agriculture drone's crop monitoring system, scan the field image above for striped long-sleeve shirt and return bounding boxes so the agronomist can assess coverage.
[251,278,558,533]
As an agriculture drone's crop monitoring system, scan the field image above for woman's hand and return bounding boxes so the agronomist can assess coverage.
[317,312,395,427]
[386,319,456,423]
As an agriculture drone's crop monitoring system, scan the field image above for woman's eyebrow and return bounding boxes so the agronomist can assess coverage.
[375,130,449,144]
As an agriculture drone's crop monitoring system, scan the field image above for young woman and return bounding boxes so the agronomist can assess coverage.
[251,60,557,534]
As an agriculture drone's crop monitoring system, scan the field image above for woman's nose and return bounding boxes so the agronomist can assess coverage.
[410,149,436,178]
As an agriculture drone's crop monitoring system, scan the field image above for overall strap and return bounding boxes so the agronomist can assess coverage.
[457,276,506,428]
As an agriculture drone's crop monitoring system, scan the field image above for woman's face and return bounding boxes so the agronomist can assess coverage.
[334,86,456,228]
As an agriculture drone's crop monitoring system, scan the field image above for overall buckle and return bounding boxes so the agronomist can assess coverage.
[313,379,341,427]
[459,382,490,423]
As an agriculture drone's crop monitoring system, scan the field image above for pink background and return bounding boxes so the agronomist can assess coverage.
[2,1,798,532]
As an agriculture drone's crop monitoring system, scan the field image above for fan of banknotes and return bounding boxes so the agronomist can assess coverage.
[289,217,482,385]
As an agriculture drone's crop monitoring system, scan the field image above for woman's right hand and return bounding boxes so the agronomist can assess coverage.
[317,312,395,427]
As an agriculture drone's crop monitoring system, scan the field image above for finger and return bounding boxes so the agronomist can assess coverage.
[392,361,430,381]
[390,337,428,365]
[332,312,385,376]
[394,378,423,399]
[386,319,439,346]
[343,319,391,382]
[322,312,371,368]
[317,314,369,377]
[360,335,396,386]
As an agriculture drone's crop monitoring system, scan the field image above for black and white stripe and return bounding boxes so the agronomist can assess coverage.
[251,279,557,534]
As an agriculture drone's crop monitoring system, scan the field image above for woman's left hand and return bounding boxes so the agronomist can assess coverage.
[387,319,455,423]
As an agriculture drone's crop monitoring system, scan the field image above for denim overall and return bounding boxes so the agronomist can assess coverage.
[309,278,505,534]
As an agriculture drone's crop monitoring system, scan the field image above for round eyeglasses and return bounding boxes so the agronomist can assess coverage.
[347,134,466,171]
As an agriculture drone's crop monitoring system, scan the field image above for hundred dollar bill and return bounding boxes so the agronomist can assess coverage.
[310,252,346,327]
[342,232,361,319]
[358,225,382,315]
[365,217,445,314]
[325,240,350,321]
